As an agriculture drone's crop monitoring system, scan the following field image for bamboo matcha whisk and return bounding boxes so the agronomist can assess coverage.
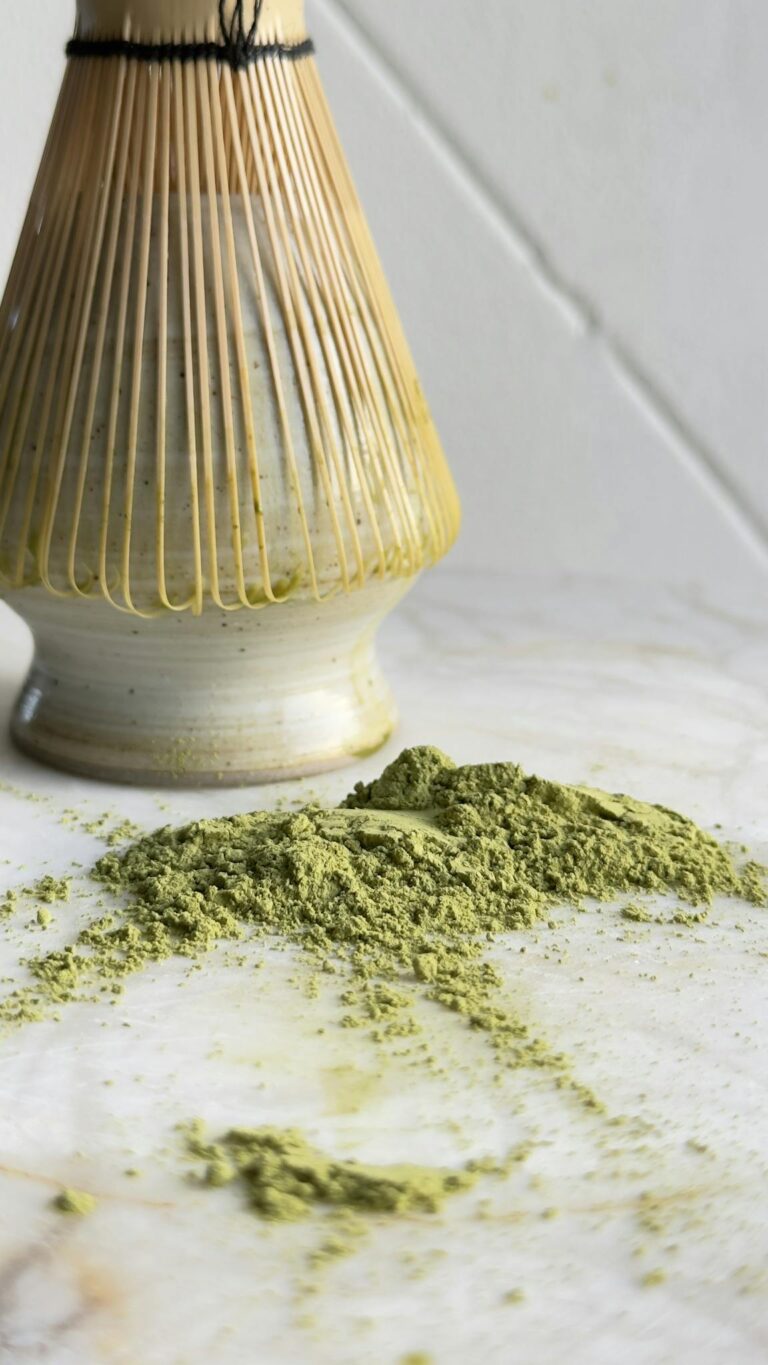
[0,0,460,785]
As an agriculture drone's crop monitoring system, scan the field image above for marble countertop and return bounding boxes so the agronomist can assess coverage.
[0,568,766,1365]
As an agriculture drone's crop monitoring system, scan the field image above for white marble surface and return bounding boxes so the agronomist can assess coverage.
[0,568,767,1365]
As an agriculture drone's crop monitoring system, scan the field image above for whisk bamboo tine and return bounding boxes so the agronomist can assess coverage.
[172,55,205,615]
[255,57,365,588]
[220,66,274,598]
[0,63,77,354]
[264,55,386,580]
[38,92,119,591]
[98,62,145,610]
[295,62,430,565]
[200,58,248,609]
[4,64,103,578]
[0,64,88,478]
[67,57,131,597]
[118,61,160,614]
[0,0,459,615]
[274,56,421,570]
[239,62,320,598]
[248,59,351,598]
[155,60,172,607]
[227,70,306,603]
[298,58,457,557]
[185,58,222,607]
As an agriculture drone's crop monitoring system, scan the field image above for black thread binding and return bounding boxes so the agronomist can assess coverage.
[66,0,314,69]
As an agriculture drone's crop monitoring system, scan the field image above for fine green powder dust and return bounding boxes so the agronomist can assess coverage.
[1,747,765,1225]
[1,748,763,1064]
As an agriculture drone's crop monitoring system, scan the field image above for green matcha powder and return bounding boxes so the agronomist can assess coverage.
[1,748,763,1222]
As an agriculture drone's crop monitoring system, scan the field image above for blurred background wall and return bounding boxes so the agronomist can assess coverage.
[2,0,766,601]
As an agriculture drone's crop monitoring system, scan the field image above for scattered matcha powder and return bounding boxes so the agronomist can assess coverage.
[1,888,17,917]
[306,1220,365,1271]
[621,903,653,924]
[1,748,765,1224]
[183,1121,485,1221]
[671,909,709,928]
[61,809,143,846]
[102,818,144,848]
[0,749,763,1102]
[641,1268,667,1289]
[0,781,49,806]
[1,877,69,927]
[502,1288,526,1306]
[27,875,70,905]
[52,1187,97,1216]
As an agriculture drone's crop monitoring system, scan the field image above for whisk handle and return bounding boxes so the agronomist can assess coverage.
[74,0,307,44]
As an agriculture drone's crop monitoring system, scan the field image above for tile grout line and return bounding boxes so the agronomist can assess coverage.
[315,0,768,565]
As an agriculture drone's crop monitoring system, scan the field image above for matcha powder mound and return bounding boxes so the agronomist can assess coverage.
[1,749,763,1082]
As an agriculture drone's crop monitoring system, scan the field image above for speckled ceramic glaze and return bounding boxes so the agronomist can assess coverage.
[7,582,408,785]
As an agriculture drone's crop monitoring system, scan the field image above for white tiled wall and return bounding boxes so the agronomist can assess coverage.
[2,2,766,600]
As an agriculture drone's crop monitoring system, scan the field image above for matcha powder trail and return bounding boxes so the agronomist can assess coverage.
[1,748,763,1080]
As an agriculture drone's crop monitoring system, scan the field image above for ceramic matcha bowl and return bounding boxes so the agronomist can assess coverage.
[0,0,459,784]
